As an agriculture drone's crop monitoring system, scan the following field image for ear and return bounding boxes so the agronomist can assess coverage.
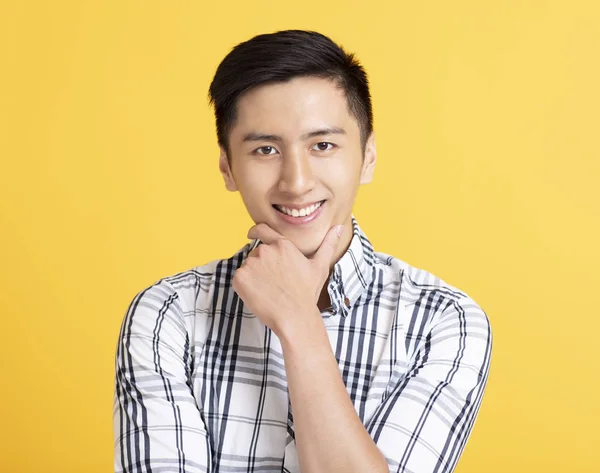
[219,146,238,192]
[359,131,377,185]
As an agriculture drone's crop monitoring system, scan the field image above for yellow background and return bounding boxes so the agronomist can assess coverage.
[1,1,598,472]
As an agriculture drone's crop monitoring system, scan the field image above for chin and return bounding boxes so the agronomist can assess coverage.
[285,235,322,257]
[250,207,332,254]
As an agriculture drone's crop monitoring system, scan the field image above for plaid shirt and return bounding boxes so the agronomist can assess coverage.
[114,215,492,473]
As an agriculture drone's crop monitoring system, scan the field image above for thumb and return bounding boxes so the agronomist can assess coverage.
[311,224,343,272]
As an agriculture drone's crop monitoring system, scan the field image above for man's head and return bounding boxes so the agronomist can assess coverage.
[208,30,377,257]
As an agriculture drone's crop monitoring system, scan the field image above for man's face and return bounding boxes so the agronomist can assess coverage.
[219,76,376,257]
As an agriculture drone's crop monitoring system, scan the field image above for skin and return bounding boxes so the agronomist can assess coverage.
[219,76,388,473]
[219,76,377,310]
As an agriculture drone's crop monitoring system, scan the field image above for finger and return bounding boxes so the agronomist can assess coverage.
[310,224,343,271]
[247,223,286,245]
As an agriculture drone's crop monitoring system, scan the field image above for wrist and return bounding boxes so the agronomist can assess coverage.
[277,305,323,347]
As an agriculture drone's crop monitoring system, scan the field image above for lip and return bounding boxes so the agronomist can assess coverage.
[273,200,323,210]
[273,200,326,225]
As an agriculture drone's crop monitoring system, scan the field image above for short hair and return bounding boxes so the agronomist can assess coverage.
[208,30,373,157]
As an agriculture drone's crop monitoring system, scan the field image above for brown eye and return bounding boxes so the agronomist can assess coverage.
[255,146,277,155]
[313,142,334,151]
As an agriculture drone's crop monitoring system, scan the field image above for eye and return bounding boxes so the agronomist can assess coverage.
[254,146,278,155]
[312,142,335,152]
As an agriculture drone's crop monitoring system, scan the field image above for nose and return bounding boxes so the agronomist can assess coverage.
[277,148,316,196]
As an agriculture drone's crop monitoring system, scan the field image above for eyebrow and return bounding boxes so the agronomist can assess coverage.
[242,126,347,143]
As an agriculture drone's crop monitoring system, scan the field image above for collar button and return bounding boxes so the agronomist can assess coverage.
[344,297,350,308]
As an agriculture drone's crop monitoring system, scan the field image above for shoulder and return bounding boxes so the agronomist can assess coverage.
[122,242,253,335]
[374,250,492,337]
[374,251,467,298]
[373,252,493,387]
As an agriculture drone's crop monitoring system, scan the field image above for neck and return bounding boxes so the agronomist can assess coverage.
[317,284,332,311]
[316,219,353,312]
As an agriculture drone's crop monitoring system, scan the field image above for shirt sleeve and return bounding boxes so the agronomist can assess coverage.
[365,295,493,473]
[113,280,212,473]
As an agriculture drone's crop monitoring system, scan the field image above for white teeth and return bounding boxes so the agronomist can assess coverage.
[276,201,323,217]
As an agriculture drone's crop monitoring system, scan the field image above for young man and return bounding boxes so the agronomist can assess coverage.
[114,30,492,473]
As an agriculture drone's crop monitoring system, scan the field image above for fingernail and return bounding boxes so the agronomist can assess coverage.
[336,225,343,237]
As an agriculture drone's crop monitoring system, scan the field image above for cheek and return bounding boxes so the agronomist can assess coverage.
[235,163,266,191]
[323,162,361,193]
[235,167,276,209]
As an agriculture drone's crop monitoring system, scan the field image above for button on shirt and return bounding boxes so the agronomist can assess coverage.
[114,215,492,473]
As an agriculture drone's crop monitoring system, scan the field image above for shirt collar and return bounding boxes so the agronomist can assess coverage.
[327,214,375,317]
[247,214,375,318]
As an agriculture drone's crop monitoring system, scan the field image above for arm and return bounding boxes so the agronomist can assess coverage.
[114,281,212,473]
[279,310,389,473]
[279,295,492,473]
[365,296,492,473]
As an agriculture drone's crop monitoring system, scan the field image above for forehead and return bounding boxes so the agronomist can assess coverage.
[231,76,359,139]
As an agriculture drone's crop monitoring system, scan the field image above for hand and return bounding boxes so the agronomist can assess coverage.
[232,223,344,336]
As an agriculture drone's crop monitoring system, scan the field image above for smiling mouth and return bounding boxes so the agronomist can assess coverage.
[272,200,326,218]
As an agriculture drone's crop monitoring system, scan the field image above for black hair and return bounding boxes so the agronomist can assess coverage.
[208,30,373,157]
